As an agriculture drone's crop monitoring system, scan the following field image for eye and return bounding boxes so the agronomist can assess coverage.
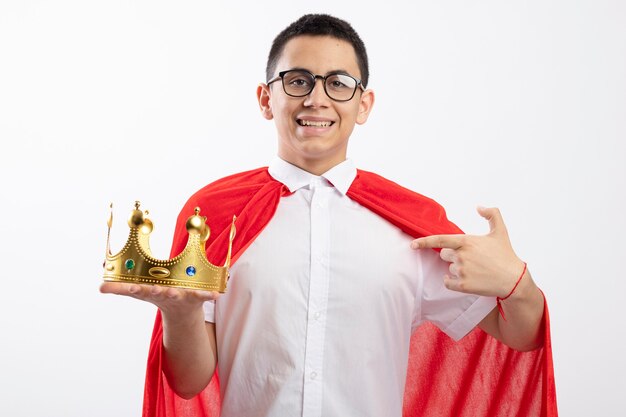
[326,74,355,90]
[329,80,347,88]
[290,78,311,87]
[284,72,313,89]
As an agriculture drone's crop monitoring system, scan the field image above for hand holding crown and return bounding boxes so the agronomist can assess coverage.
[100,280,220,319]
[100,202,237,312]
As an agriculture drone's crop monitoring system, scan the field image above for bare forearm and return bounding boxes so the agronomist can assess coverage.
[162,309,217,399]
[99,283,219,398]
[482,270,545,351]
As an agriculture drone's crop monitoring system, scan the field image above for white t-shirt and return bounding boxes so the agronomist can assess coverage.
[203,158,496,417]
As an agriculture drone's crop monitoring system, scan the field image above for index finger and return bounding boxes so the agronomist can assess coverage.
[411,234,465,250]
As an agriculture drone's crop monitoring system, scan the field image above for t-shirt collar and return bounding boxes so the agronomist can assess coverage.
[268,157,357,196]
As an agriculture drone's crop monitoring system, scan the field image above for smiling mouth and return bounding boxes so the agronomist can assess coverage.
[297,119,334,127]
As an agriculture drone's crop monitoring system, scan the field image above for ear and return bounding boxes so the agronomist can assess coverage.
[355,89,375,125]
[257,83,274,120]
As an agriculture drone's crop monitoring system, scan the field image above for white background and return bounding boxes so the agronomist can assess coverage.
[1,1,624,416]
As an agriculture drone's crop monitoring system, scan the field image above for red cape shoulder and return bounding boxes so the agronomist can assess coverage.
[349,169,463,237]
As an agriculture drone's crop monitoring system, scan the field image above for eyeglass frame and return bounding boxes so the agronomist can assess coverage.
[266,69,366,102]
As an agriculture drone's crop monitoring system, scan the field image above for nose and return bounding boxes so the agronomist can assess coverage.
[303,78,330,107]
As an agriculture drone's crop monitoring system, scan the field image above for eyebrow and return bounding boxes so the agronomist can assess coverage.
[288,67,354,77]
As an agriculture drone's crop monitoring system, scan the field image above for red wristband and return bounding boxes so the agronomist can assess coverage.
[496,262,527,321]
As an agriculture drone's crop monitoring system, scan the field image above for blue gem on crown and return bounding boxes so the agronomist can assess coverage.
[186,266,196,276]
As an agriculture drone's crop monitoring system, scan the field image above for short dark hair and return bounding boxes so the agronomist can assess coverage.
[266,14,370,88]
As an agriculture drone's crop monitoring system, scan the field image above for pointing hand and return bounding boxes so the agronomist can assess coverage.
[410,207,526,298]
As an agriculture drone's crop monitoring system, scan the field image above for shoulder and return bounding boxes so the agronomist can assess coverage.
[196,167,272,193]
[352,169,443,208]
[170,167,282,250]
[172,167,276,222]
[185,167,273,204]
[349,168,461,236]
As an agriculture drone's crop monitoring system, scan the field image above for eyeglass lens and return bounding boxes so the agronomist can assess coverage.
[282,70,358,101]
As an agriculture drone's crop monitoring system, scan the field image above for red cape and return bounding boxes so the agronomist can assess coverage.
[143,167,557,417]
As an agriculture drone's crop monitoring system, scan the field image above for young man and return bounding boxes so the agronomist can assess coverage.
[102,14,555,417]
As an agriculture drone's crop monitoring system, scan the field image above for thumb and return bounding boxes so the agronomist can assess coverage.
[477,206,506,236]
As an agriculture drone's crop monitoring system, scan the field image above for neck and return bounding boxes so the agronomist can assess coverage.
[277,154,346,176]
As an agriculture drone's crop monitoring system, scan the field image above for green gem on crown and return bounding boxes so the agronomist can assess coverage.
[125,259,135,270]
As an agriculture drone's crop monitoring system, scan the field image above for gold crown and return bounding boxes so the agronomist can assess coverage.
[103,202,236,292]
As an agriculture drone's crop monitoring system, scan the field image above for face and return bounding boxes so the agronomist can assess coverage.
[257,35,375,175]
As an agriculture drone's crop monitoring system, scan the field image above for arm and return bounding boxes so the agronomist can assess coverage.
[477,268,545,351]
[411,206,545,351]
[100,282,219,398]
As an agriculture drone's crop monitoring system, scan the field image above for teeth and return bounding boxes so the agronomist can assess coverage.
[299,119,332,127]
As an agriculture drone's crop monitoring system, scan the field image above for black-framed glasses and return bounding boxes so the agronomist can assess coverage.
[267,69,365,102]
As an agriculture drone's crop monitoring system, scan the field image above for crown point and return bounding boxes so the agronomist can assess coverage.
[107,204,114,229]
[194,207,200,215]
[186,212,205,234]
[128,208,145,227]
